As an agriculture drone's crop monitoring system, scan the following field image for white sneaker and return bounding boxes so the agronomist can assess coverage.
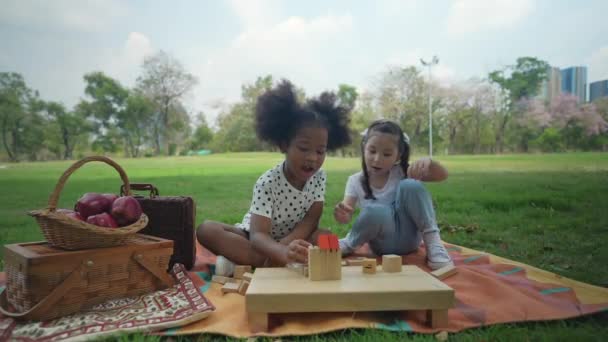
[215,255,235,277]
[425,242,454,270]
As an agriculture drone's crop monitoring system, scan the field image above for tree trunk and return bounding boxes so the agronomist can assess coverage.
[1,117,16,162]
[62,127,72,159]
[495,115,509,154]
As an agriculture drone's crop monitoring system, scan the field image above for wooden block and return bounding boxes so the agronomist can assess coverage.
[346,257,366,266]
[382,254,402,273]
[211,275,230,284]
[238,280,250,295]
[221,281,240,294]
[242,272,254,281]
[317,235,330,250]
[234,265,252,279]
[341,260,348,266]
[362,258,377,274]
[430,265,457,280]
[308,246,323,281]
[326,250,342,280]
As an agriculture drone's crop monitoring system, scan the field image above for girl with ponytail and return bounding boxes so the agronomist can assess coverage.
[333,119,453,270]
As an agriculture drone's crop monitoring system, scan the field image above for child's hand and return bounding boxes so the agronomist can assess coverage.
[334,202,353,224]
[407,157,432,180]
[286,239,311,263]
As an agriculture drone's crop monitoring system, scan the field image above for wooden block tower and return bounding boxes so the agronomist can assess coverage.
[308,234,342,281]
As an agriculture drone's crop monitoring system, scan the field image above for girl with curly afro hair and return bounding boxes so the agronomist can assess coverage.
[197,80,352,275]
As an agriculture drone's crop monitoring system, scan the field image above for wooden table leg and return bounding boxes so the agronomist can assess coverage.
[426,309,448,328]
[248,312,269,333]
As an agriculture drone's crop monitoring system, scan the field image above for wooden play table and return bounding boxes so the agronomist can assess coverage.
[245,265,454,332]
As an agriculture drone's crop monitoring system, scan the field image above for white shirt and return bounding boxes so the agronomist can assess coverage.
[237,162,326,240]
[345,165,405,208]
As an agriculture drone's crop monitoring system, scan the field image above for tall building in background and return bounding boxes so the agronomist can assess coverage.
[561,66,587,102]
[538,66,562,103]
[590,80,608,102]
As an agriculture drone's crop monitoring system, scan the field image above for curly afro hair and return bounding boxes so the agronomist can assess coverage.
[255,79,352,151]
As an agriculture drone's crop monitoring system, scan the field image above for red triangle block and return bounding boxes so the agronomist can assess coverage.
[317,234,330,250]
[328,234,339,250]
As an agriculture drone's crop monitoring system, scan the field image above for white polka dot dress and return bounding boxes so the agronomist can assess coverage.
[236,162,326,240]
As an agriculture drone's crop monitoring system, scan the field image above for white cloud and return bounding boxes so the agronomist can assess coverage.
[446,0,534,37]
[105,32,154,87]
[0,0,128,32]
[191,13,354,125]
[227,0,281,29]
[587,46,608,83]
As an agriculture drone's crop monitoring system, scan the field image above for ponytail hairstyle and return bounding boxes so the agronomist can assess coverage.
[360,119,410,200]
[255,79,351,151]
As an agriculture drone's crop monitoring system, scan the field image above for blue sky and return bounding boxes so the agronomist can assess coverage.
[1,0,607,125]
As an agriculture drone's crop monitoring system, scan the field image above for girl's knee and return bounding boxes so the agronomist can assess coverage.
[359,205,391,224]
[196,220,217,242]
[399,179,426,194]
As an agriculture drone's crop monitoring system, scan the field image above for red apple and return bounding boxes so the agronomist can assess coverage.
[75,193,112,219]
[111,196,143,226]
[86,212,118,228]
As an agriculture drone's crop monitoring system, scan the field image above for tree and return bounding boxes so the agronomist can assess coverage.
[374,66,427,149]
[337,84,358,111]
[120,93,155,157]
[190,112,213,151]
[80,72,129,153]
[488,57,550,152]
[436,84,473,154]
[0,72,45,161]
[44,101,90,159]
[136,50,198,155]
[213,76,273,152]
[548,94,607,149]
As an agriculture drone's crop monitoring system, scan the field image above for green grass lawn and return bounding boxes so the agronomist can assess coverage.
[1,152,607,341]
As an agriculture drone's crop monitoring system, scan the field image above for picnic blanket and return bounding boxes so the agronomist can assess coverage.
[161,241,608,338]
[0,264,214,342]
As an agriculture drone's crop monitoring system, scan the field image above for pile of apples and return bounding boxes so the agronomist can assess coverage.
[58,193,143,228]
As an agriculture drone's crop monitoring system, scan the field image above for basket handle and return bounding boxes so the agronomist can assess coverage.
[0,264,83,320]
[47,156,131,212]
[121,183,159,198]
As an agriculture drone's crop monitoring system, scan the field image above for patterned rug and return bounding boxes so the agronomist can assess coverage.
[0,264,214,342]
[160,242,608,338]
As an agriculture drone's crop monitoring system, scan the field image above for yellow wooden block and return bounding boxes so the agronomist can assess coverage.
[382,254,402,273]
[212,275,230,284]
[362,258,377,274]
[222,281,240,294]
[430,265,457,280]
[234,265,253,279]
[242,272,254,282]
[238,280,250,295]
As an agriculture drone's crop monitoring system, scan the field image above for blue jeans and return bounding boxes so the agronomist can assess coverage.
[339,179,439,255]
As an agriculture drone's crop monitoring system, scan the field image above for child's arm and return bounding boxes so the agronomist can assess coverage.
[249,213,310,265]
[334,196,357,224]
[408,157,448,182]
[279,201,323,245]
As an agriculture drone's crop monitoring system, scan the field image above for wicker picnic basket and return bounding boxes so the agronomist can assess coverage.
[0,234,174,321]
[28,156,149,250]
